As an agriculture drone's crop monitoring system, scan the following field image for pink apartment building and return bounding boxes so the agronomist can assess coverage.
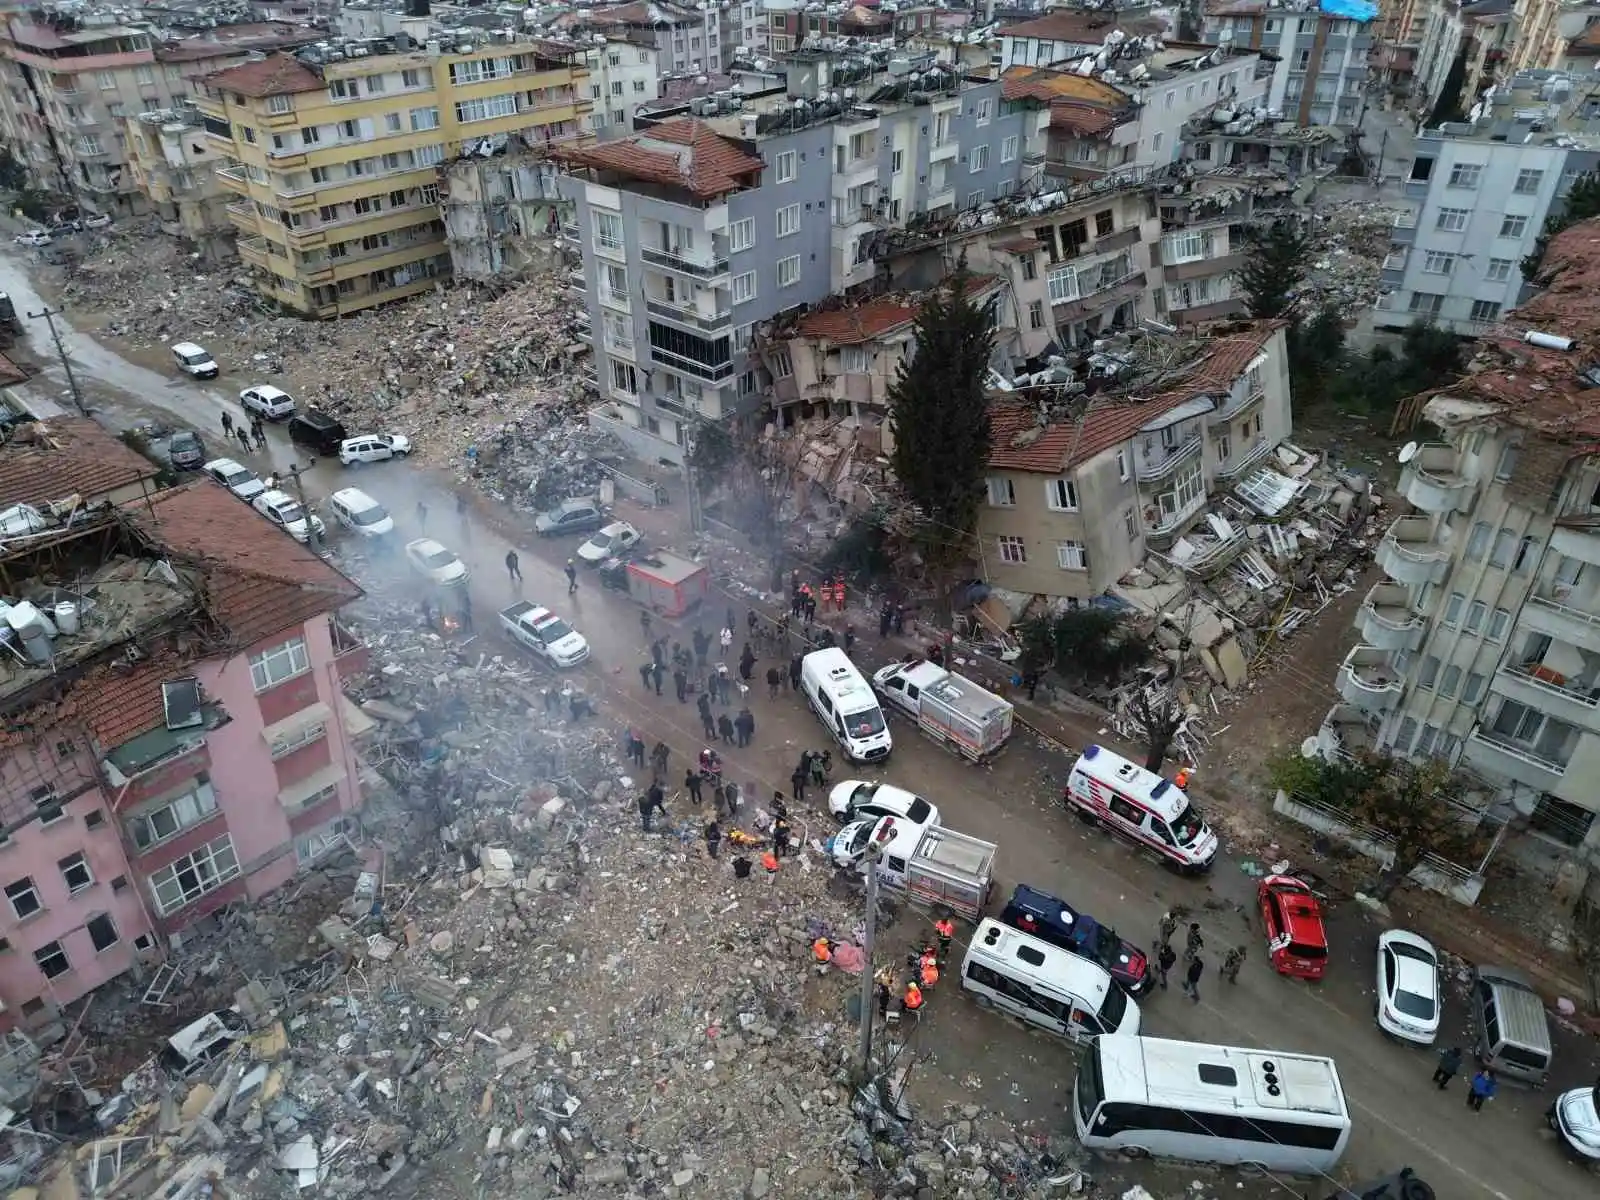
[0,424,367,1030]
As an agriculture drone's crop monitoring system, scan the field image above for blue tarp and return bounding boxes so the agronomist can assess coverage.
[1320,0,1378,21]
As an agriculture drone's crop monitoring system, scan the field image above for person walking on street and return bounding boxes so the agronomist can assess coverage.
[698,697,716,741]
[685,768,703,806]
[717,712,736,745]
[1182,955,1204,1002]
[879,601,894,638]
[843,624,855,655]
[639,661,654,693]
[1156,943,1176,990]
[650,660,664,696]
[222,411,234,438]
[716,663,731,705]
[565,559,578,594]
[640,609,652,643]
[789,654,803,692]
[651,638,666,668]
[1221,946,1246,984]
[1156,911,1178,953]
[739,643,756,682]
[253,422,267,452]
[650,741,670,781]
[704,819,722,859]
[719,625,734,656]
[790,764,808,805]
[1433,1046,1463,1089]
[416,501,428,531]
[692,628,709,668]
[766,666,782,699]
[239,426,254,454]
[506,550,522,584]
[673,666,688,703]
[1467,1069,1496,1111]
[638,786,666,832]
[1184,922,1203,964]
[735,707,755,748]
[934,915,954,964]
[626,729,645,768]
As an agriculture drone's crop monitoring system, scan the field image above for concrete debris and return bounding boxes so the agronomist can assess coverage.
[1303,197,1413,316]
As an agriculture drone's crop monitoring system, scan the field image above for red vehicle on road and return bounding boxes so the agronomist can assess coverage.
[1258,874,1329,980]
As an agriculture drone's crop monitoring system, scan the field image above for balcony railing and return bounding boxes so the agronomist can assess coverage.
[1464,726,1568,785]
[1209,386,1266,425]
[1134,433,1202,483]
[646,297,732,334]
[1214,437,1275,480]
[1399,443,1471,513]
[598,287,630,312]
[648,345,735,383]
[1146,491,1206,540]
[641,245,728,278]
[217,164,247,184]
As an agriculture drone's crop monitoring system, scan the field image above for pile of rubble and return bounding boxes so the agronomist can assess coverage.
[1303,199,1409,315]
[56,229,621,504]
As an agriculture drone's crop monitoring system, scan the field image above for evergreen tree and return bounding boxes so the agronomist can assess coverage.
[888,264,996,558]
[1238,219,1312,320]
[1522,170,1600,281]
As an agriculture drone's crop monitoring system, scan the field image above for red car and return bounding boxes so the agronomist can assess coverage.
[1258,874,1329,980]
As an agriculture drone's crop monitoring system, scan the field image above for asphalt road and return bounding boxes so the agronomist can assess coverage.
[8,247,1596,1200]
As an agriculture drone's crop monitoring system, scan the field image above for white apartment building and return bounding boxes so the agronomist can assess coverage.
[585,37,659,138]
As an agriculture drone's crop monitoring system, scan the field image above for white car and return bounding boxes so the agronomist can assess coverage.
[827,780,939,827]
[13,229,51,247]
[1550,1085,1600,1162]
[202,457,266,503]
[505,603,591,668]
[575,520,642,564]
[339,434,412,465]
[328,487,394,539]
[171,341,219,379]
[252,489,325,543]
[1375,929,1442,1045]
[405,537,469,586]
[240,385,296,420]
[83,213,111,230]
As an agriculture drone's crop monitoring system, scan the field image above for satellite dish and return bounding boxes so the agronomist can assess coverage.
[1397,440,1420,464]
[1299,737,1320,759]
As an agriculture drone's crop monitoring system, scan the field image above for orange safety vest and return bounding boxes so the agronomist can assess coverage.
[934,918,954,940]
[903,982,924,1010]
[813,938,832,963]
[761,851,779,873]
[834,582,846,606]
[920,961,939,988]
[1174,769,1191,789]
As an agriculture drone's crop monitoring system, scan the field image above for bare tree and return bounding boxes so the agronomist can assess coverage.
[1127,685,1185,773]
[1345,752,1477,900]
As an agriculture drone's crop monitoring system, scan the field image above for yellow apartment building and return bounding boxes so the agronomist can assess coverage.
[196,37,590,317]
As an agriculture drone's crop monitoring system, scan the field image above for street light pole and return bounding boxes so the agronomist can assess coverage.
[856,853,881,1081]
[26,305,86,415]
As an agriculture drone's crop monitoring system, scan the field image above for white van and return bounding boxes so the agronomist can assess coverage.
[960,917,1140,1044]
[328,487,395,540]
[1063,743,1218,873]
[800,648,892,762]
[170,341,219,379]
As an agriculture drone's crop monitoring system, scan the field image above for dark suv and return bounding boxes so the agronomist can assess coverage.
[287,408,348,456]
[1000,884,1153,996]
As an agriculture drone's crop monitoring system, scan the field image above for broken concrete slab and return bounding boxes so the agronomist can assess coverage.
[1215,637,1249,690]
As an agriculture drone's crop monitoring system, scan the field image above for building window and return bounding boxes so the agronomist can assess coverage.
[1464,600,1486,632]
[250,636,309,692]
[1047,265,1079,304]
[1421,251,1453,275]
[1499,215,1528,239]
[1408,292,1443,315]
[1513,168,1545,194]
[1446,162,1482,189]
[59,852,92,895]
[34,941,69,980]
[454,94,517,124]
[31,784,63,825]
[1494,442,1519,480]
[1057,541,1088,571]
[1046,478,1078,511]
[5,878,40,920]
[768,348,793,378]
[998,535,1026,564]
[1465,521,1490,560]
[1512,534,1537,573]
[1485,258,1514,282]
[1028,300,1044,329]
[267,94,293,115]
[149,835,241,916]
[1116,448,1129,481]
[611,360,638,395]
[1162,229,1214,265]
[776,255,800,288]
[1529,793,1595,846]
[1124,509,1137,539]
[729,217,754,252]
[891,149,904,173]
[987,477,1016,507]
[773,150,795,182]
[975,96,992,125]
[775,203,800,237]
[1462,671,1485,704]
[409,106,440,131]
[1439,664,1461,698]
[270,719,327,760]
[593,210,624,251]
[129,780,219,850]
[1489,527,1515,567]
[1488,607,1511,640]
[1441,591,1464,625]
[969,145,990,173]
[1470,300,1501,323]
[1435,208,1470,232]
[732,271,756,304]
[1392,717,1418,754]
[1417,655,1440,688]
[87,913,118,952]
[603,312,632,353]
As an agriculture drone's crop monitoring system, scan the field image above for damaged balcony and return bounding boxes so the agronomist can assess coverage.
[1356,582,1424,652]
[331,621,370,682]
[1463,725,1567,792]
[1492,660,1600,731]
[1135,430,1202,484]
[1520,591,1600,656]
[1375,515,1449,586]
[1314,703,1380,760]
[1399,443,1472,513]
[1337,646,1404,714]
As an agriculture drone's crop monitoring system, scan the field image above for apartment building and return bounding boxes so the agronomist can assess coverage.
[1376,71,1600,336]
[124,106,236,261]
[197,35,590,318]
[0,428,367,1028]
[1327,222,1600,862]
[556,1,732,75]
[1503,0,1600,77]
[556,49,1030,463]
[999,10,1162,69]
[0,12,313,213]
[976,322,1290,600]
[1202,0,1373,127]
[584,36,659,138]
[439,140,570,279]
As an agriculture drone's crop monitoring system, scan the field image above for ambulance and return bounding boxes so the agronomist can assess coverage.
[1063,744,1218,873]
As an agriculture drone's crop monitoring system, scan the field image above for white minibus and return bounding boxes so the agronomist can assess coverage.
[959,918,1139,1044]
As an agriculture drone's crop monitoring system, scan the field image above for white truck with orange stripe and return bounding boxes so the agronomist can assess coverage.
[1063,744,1218,873]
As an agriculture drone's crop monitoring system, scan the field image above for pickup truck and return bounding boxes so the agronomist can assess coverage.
[872,659,1013,761]
[829,813,997,922]
[498,601,591,668]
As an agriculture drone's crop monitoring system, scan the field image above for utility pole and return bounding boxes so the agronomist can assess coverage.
[683,428,705,534]
[27,305,86,415]
[856,852,881,1080]
[281,461,325,553]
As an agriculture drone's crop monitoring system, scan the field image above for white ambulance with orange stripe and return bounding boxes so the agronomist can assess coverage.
[1063,744,1218,873]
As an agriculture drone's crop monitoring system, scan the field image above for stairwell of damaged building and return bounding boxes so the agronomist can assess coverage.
[0,418,370,1040]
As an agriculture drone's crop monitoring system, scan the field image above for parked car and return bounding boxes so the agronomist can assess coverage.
[827,780,938,827]
[405,537,469,586]
[1374,929,1442,1045]
[338,433,412,465]
[13,229,51,247]
[534,497,604,537]
[170,341,219,379]
[1258,874,1329,980]
[240,384,296,420]
[83,213,112,230]
[287,408,348,456]
[1549,1084,1600,1164]
[576,520,642,564]
[252,489,325,543]
[168,430,206,470]
[328,487,395,539]
[202,457,266,502]
[999,883,1154,997]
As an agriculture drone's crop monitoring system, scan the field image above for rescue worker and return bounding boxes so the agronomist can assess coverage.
[704,819,721,859]
[772,815,792,858]
[934,915,955,963]
[812,937,832,968]
[1221,945,1246,983]
[903,979,924,1014]
[876,980,892,1023]
[919,954,939,990]
[1174,766,1192,789]
[1156,911,1179,953]
[685,767,703,806]
[761,848,780,882]
[1185,922,1204,964]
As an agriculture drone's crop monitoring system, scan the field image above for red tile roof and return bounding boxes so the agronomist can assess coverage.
[553,118,764,199]
[0,417,160,510]
[204,52,324,98]
[1572,23,1600,53]
[1049,101,1120,137]
[794,276,1002,344]
[1000,66,1126,106]
[989,324,1283,473]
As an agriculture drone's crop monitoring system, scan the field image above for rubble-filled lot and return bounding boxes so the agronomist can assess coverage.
[50,223,629,510]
